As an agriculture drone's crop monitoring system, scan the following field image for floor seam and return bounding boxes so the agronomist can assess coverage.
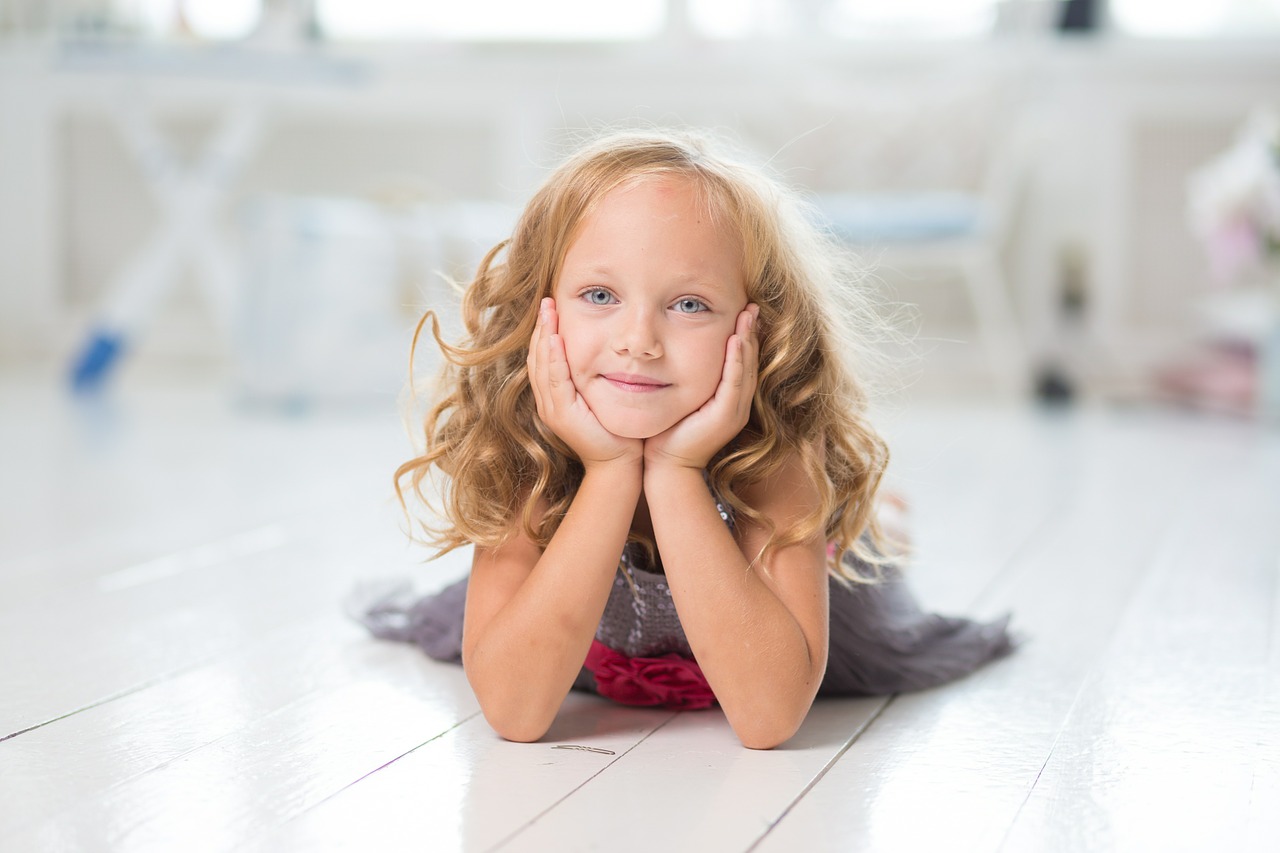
[745,696,895,852]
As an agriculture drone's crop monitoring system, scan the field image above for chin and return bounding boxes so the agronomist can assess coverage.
[604,420,664,440]
[598,413,673,441]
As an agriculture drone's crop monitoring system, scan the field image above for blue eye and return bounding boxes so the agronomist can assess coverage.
[584,288,615,305]
[673,298,708,314]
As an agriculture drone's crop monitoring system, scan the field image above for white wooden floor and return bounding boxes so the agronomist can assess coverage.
[2,367,1277,852]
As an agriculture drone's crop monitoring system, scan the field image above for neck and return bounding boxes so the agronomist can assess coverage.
[631,491,654,539]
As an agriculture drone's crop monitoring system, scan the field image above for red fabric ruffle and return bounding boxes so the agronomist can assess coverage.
[583,640,716,710]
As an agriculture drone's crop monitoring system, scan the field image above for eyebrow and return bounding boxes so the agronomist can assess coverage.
[571,266,616,280]
[564,265,734,292]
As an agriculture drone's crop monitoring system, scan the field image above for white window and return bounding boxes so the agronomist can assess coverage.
[314,0,665,42]
[689,0,1001,40]
[103,1,1280,44]
[114,0,263,40]
[1111,0,1280,37]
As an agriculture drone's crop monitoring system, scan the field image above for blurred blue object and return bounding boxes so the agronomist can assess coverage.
[70,329,125,393]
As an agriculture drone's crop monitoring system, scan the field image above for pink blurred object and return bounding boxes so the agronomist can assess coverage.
[1204,219,1265,286]
[1188,109,1280,288]
[1154,341,1257,417]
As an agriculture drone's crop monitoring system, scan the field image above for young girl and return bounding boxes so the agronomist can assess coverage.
[358,130,1013,750]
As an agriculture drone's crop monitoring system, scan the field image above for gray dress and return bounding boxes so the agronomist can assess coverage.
[352,513,1015,699]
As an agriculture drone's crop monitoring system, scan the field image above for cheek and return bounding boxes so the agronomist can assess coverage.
[554,320,590,375]
[690,337,730,393]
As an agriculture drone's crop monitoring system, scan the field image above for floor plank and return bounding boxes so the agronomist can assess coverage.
[881,405,1072,614]
[754,410,1229,851]
[499,698,887,853]
[998,436,1280,852]
[0,502,459,738]
[6,656,478,851]
[0,615,477,839]
[256,696,680,852]
[1249,535,1280,851]
[0,379,406,579]
[4,368,1278,852]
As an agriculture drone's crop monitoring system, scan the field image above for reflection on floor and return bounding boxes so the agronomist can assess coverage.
[1,368,1277,851]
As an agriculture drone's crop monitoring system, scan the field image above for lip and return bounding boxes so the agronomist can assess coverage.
[602,373,670,392]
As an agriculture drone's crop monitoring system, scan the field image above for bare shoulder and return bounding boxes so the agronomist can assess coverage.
[471,492,549,576]
[736,443,825,526]
[733,446,830,651]
[733,445,828,579]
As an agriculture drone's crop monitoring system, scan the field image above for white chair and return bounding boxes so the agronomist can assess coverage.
[749,81,1040,392]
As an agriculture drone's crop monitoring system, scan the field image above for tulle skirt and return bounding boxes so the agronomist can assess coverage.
[350,558,1015,700]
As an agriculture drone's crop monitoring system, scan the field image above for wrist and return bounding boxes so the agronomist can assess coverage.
[582,453,644,480]
[643,443,710,475]
[643,456,707,487]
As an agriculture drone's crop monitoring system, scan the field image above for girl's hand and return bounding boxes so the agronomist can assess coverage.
[645,304,759,471]
[527,298,643,469]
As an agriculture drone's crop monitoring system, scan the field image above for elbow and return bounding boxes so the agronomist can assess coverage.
[728,706,808,750]
[479,697,556,742]
[487,713,552,744]
[472,683,558,743]
[725,677,822,750]
[735,720,802,751]
[464,653,561,743]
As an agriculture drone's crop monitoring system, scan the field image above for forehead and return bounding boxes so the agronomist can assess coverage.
[566,176,739,257]
[595,172,724,224]
[555,178,745,303]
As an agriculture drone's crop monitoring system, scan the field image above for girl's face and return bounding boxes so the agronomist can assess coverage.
[553,176,748,440]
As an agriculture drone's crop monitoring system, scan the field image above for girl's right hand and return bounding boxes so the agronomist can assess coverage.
[527,298,643,469]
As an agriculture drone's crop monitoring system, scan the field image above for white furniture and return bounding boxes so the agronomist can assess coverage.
[807,94,1042,393]
[56,43,367,391]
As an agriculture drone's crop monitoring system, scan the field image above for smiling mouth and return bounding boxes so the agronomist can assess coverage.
[602,373,670,392]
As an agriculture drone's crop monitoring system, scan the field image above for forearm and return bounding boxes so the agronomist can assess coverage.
[465,463,641,741]
[645,465,826,749]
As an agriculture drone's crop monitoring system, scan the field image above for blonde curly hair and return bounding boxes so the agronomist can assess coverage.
[397,129,893,580]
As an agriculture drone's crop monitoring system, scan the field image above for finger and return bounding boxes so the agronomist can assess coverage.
[732,335,751,412]
[710,333,745,410]
[543,300,576,411]
[528,300,553,418]
[527,298,550,361]
[718,334,753,426]
[547,332,576,411]
[740,304,760,396]
[544,297,560,336]
[728,334,746,388]
[741,304,759,356]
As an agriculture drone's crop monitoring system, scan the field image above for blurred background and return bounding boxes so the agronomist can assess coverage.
[1,0,1279,413]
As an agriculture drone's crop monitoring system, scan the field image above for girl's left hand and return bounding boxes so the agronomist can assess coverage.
[645,304,759,471]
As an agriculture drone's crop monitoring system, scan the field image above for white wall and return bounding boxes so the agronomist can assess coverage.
[1,36,1278,389]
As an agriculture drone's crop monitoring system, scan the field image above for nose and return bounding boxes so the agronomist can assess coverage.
[611,305,663,359]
